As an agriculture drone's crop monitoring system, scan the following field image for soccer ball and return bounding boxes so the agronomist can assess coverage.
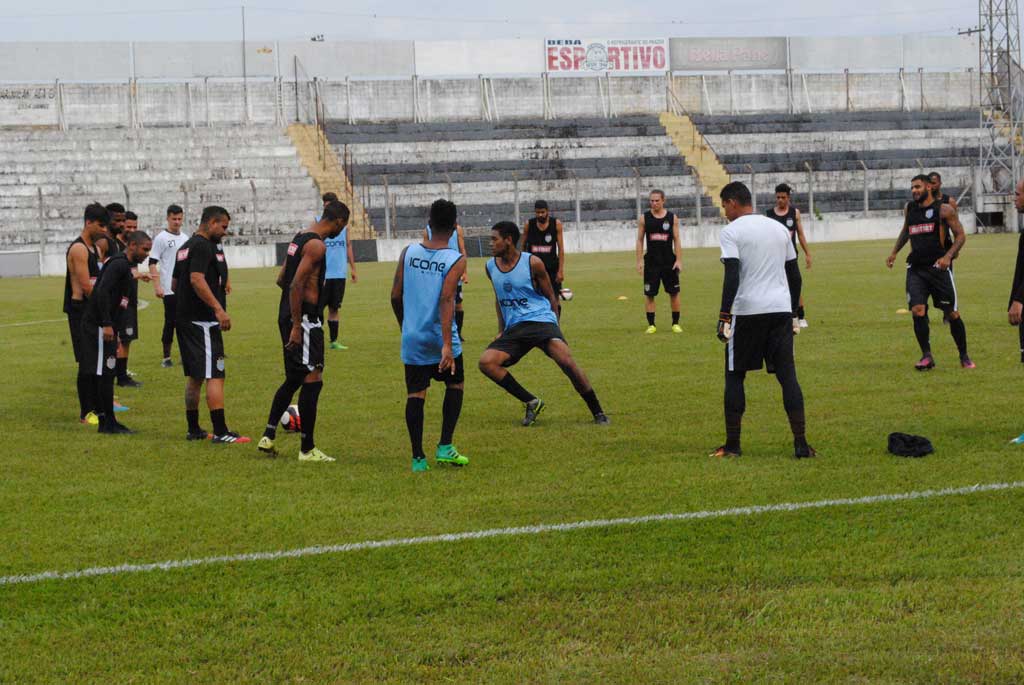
[560,287,574,301]
[280,404,301,432]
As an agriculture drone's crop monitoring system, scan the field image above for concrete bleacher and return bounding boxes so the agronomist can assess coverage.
[694,111,979,213]
[0,126,317,247]
[326,116,717,233]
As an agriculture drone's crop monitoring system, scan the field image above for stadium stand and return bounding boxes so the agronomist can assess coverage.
[694,110,980,213]
[0,126,317,246]
[325,116,719,235]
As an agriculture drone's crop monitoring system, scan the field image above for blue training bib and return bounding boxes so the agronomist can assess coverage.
[401,243,463,365]
[486,253,558,330]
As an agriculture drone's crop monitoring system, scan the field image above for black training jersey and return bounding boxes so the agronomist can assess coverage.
[766,206,799,253]
[643,211,676,266]
[905,200,947,267]
[279,231,326,322]
[174,234,228,322]
[524,217,560,273]
[83,253,135,328]
[937,193,952,205]
[63,237,101,313]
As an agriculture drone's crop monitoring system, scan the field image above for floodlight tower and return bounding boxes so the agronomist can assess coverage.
[978,0,1023,225]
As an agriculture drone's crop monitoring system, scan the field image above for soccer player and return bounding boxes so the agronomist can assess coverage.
[886,175,972,370]
[521,200,565,317]
[635,190,682,333]
[715,181,814,459]
[320,193,358,350]
[172,206,250,444]
[423,220,469,340]
[64,203,107,425]
[149,204,189,367]
[80,230,152,434]
[394,199,469,472]
[257,201,350,462]
[928,171,958,210]
[479,221,609,426]
[100,202,126,259]
[766,184,812,328]
[114,210,147,388]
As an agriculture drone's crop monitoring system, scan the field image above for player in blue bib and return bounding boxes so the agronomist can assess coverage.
[479,221,609,426]
[319,193,358,350]
[391,199,469,472]
[424,221,468,341]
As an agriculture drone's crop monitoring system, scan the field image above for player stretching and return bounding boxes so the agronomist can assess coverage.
[319,193,358,350]
[258,201,350,462]
[886,175,972,370]
[149,204,188,367]
[81,231,152,434]
[479,221,609,426]
[521,200,565,318]
[424,220,469,340]
[394,200,469,472]
[635,190,682,333]
[766,184,811,328]
[64,203,107,425]
[715,181,814,458]
[173,206,250,443]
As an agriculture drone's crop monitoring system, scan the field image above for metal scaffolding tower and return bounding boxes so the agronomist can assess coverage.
[978,0,1023,221]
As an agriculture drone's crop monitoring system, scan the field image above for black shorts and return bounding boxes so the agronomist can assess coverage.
[117,306,139,343]
[278,315,325,380]
[78,323,118,377]
[321,278,347,310]
[487,321,566,367]
[726,313,794,374]
[67,300,86,363]
[177,320,226,380]
[643,262,680,297]
[404,354,465,393]
[906,264,958,312]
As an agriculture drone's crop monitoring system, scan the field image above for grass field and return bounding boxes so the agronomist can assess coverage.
[2,234,1024,682]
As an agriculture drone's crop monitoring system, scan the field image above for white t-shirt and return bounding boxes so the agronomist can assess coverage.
[150,229,190,295]
[719,213,797,316]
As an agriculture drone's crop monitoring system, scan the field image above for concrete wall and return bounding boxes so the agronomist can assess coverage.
[279,41,415,79]
[415,40,544,77]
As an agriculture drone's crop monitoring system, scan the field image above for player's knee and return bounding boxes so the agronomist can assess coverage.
[406,390,427,400]
[911,305,927,317]
[477,355,498,376]
[947,310,960,320]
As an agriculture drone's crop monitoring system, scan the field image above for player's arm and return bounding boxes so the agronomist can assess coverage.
[671,216,682,272]
[148,241,163,296]
[887,208,910,268]
[794,209,811,269]
[67,242,93,299]
[346,238,357,283]
[717,227,740,342]
[635,217,645,274]
[287,240,326,349]
[555,219,565,282]
[485,264,505,335]
[520,224,529,252]
[390,247,408,328]
[438,257,465,373]
[936,204,965,270]
[188,242,230,331]
[530,255,559,314]
[949,195,959,211]
[95,260,128,340]
[456,225,468,284]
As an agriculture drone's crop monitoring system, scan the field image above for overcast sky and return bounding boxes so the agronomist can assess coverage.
[0,0,981,42]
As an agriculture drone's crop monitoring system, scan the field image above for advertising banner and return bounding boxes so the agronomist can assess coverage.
[545,39,669,74]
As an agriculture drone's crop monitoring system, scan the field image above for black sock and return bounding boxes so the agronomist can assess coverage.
[440,387,464,445]
[298,380,323,452]
[162,342,172,359]
[725,412,742,451]
[210,408,228,435]
[912,314,931,355]
[581,389,603,416]
[77,372,92,419]
[264,378,302,439]
[455,310,465,339]
[496,372,536,403]
[949,317,968,358]
[788,410,807,445]
[671,311,680,325]
[797,305,805,319]
[98,376,115,429]
[646,312,655,326]
[328,320,339,343]
[186,409,201,433]
[405,397,426,458]
[115,357,128,381]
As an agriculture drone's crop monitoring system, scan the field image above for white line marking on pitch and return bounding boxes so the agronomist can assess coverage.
[1,481,1020,588]
[0,300,148,329]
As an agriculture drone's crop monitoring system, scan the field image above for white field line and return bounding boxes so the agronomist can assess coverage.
[0,300,150,329]
[1,481,1021,588]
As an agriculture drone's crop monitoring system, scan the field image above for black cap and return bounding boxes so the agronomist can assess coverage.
[534,200,549,210]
